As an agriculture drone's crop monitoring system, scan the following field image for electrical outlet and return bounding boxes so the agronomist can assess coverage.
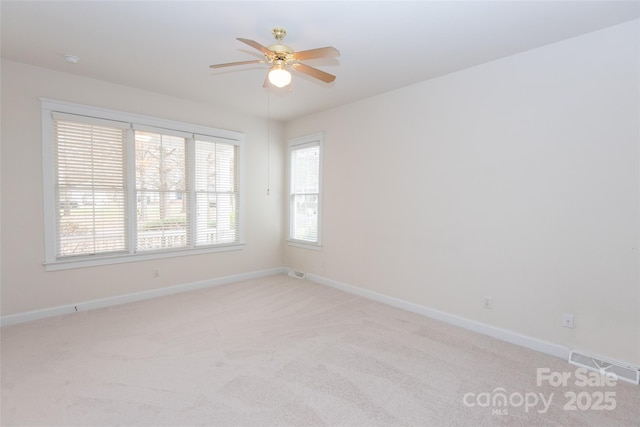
[153,268,160,278]
[484,296,492,309]
[562,313,574,328]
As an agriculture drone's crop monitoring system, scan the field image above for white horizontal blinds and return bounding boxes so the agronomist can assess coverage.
[134,127,189,251]
[291,142,320,242]
[52,114,128,258]
[194,136,239,246]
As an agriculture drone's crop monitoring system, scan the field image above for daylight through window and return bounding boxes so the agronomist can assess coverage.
[288,133,323,246]
[43,100,243,269]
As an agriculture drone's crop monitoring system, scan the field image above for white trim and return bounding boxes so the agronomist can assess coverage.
[43,243,246,271]
[305,273,570,360]
[125,127,136,254]
[237,141,246,245]
[40,98,243,141]
[288,132,325,148]
[287,240,323,251]
[187,136,198,247]
[1,267,287,327]
[41,106,57,264]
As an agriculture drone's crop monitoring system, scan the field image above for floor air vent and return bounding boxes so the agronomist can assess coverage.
[288,270,306,279]
[569,350,640,385]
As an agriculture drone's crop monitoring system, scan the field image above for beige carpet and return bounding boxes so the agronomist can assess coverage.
[1,274,638,426]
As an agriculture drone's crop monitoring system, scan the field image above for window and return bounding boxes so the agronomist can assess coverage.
[42,99,243,270]
[53,115,129,258]
[288,133,323,247]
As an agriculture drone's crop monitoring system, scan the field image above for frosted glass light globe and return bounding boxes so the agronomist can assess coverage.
[268,67,292,88]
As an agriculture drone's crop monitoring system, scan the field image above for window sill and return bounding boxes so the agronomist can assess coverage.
[287,240,322,251]
[43,243,245,271]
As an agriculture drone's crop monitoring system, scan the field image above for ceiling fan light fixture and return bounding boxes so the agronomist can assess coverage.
[210,28,339,87]
[268,63,291,88]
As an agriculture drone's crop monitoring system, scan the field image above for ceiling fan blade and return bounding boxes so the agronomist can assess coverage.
[209,59,264,69]
[293,46,340,61]
[237,38,274,57]
[291,63,336,83]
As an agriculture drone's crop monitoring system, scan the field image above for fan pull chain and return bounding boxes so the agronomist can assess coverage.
[266,88,271,196]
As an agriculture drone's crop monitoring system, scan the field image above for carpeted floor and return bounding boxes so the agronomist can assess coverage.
[1,274,639,426]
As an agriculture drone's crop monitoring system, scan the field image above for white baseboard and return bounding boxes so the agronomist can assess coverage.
[0,267,288,327]
[305,273,570,361]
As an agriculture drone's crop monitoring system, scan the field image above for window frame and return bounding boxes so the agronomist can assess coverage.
[41,98,244,271]
[287,132,323,250]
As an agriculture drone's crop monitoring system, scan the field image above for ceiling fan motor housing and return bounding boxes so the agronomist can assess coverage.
[267,28,293,61]
[266,44,293,62]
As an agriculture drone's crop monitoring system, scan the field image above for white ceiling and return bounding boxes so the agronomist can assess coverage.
[2,1,638,121]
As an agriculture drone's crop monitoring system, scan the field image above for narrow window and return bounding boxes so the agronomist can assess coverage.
[288,133,323,246]
[194,136,239,246]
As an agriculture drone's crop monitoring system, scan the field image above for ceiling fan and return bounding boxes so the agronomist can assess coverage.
[209,27,340,88]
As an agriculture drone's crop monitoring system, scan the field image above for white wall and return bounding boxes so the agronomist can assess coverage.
[0,60,284,315]
[284,21,640,365]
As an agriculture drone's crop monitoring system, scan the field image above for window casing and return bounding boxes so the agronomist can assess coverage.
[42,99,243,270]
[288,133,323,248]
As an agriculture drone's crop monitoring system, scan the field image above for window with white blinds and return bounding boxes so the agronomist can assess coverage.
[194,136,239,246]
[288,133,323,246]
[53,113,129,258]
[42,99,243,270]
